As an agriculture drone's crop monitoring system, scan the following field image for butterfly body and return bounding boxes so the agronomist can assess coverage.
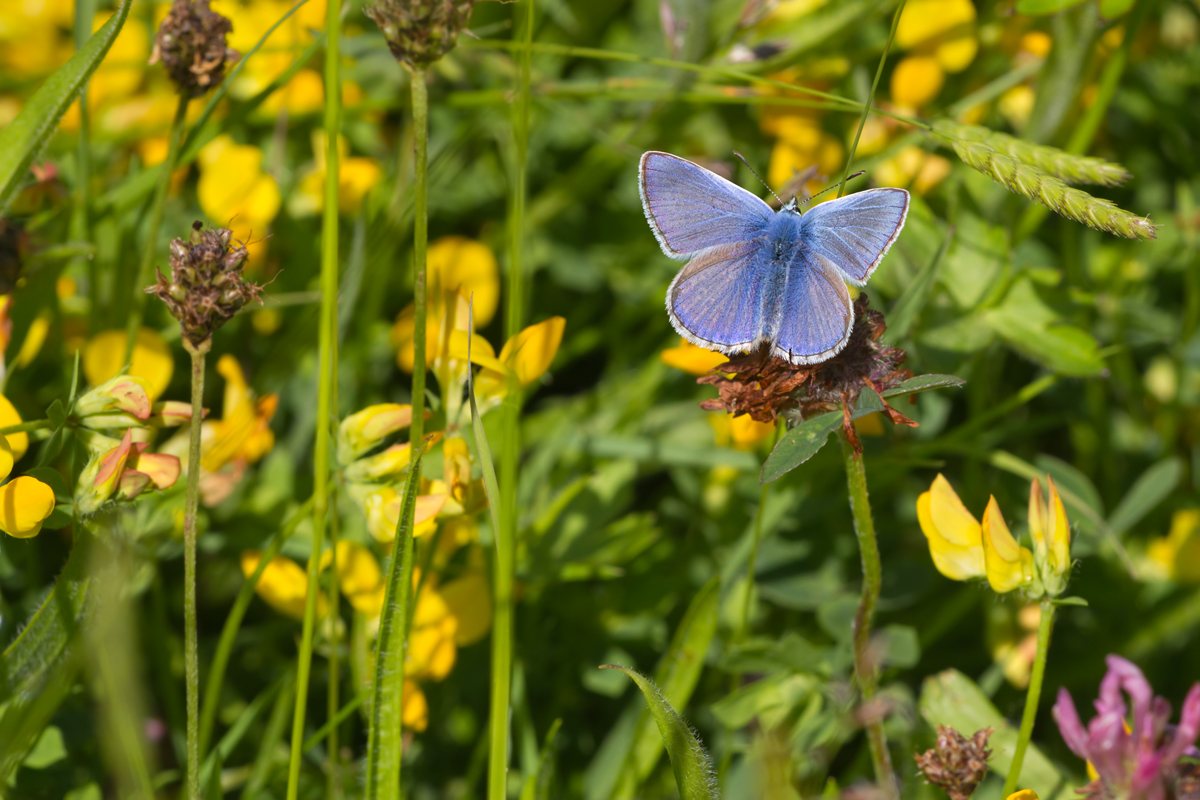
[640,151,910,365]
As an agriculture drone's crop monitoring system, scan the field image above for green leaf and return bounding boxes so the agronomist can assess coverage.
[1107,457,1183,537]
[0,0,132,212]
[760,388,885,484]
[1099,0,1135,16]
[881,374,966,398]
[920,669,1078,800]
[886,224,955,341]
[0,530,92,706]
[22,725,66,769]
[602,666,718,800]
[985,277,1105,376]
[940,212,1008,310]
[520,718,563,800]
[613,576,720,797]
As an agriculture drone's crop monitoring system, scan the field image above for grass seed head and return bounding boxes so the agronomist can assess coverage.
[365,0,478,71]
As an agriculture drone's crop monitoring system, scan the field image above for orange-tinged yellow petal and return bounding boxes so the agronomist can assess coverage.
[982,497,1034,594]
[339,404,415,462]
[928,474,981,548]
[918,490,985,580]
[0,475,55,538]
[427,236,500,328]
[131,451,181,490]
[364,488,447,542]
[1028,478,1047,551]
[439,571,492,646]
[661,338,727,375]
[1046,477,1071,576]
[498,317,566,387]
[241,550,328,620]
[0,395,26,460]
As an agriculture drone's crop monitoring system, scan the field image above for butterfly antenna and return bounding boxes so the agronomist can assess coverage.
[733,151,785,207]
[801,171,866,206]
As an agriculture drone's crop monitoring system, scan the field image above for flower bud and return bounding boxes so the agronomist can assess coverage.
[338,404,416,463]
[75,429,134,515]
[76,375,153,423]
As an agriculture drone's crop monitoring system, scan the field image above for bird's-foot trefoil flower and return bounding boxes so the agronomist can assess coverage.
[1053,655,1200,800]
[0,432,55,538]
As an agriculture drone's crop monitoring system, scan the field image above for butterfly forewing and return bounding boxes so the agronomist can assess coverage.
[798,188,909,285]
[639,152,773,258]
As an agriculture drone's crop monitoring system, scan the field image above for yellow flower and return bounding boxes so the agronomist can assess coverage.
[409,571,458,680]
[213,0,327,100]
[0,434,55,538]
[402,679,428,731]
[197,135,281,253]
[874,146,952,194]
[982,497,1034,594]
[1143,509,1200,582]
[1018,31,1052,59]
[1000,85,1036,129]
[241,550,329,620]
[338,404,419,463]
[1007,791,1039,800]
[709,413,776,451]
[989,603,1041,689]
[75,375,153,427]
[661,338,727,375]
[83,328,175,402]
[439,570,492,646]
[895,0,978,73]
[0,393,30,460]
[288,132,382,217]
[355,486,446,542]
[890,55,945,109]
[260,69,324,117]
[75,429,135,515]
[472,317,566,404]
[767,117,845,195]
[1028,477,1070,592]
[918,474,986,581]
[202,356,278,473]
[320,539,386,615]
[390,237,501,373]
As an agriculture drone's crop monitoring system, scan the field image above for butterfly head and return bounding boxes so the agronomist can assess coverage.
[782,197,802,215]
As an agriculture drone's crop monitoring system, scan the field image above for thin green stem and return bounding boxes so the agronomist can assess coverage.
[286,3,341,795]
[72,0,96,330]
[327,486,342,800]
[183,340,210,800]
[198,494,317,759]
[839,431,895,798]
[488,4,533,797]
[838,0,905,197]
[126,94,189,362]
[1003,600,1056,796]
[0,420,51,436]
[409,68,429,448]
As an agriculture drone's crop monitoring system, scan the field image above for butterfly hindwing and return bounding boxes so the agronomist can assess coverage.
[798,188,910,285]
[770,249,854,365]
[667,239,769,354]
[640,151,774,258]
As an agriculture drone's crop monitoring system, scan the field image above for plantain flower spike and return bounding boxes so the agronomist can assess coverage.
[150,0,239,98]
[366,0,478,71]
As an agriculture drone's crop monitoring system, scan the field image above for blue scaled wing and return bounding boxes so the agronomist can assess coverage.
[771,250,854,365]
[640,151,773,258]
[798,188,909,285]
[667,239,769,355]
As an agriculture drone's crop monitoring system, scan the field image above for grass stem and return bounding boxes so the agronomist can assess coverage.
[838,431,895,798]
[1002,599,1056,796]
[126,94,188,361]
[838,0,905,197]
[286,1,341,794]
[183,339,210,800]
[409,68,429,448]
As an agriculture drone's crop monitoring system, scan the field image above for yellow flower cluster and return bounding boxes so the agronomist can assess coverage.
[0,394,55,538]
[891,0,978,110]
[918,474,1072,597]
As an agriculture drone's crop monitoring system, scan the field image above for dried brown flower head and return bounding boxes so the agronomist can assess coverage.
[914,726,993,800]
[697,296,915,449]
[150,0,238,97]
[365,0,477,70]
[147,222,261,348]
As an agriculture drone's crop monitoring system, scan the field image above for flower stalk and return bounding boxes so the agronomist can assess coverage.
[182,337,209,800]
[286,0,341,794]
[839,430,896,797]
[1003,599,1055,797]
[410,68,428,449]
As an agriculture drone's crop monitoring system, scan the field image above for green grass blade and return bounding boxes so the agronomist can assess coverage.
[601,666,718,800]
[520,719,563,800]
[0,0,131,213]
[364,454,424,800]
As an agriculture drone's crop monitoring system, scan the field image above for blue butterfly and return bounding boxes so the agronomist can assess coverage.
[639,151,910,365]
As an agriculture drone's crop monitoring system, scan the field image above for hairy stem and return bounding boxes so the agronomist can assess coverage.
[183,339,210,800]
[839,431,895,797]
[1003,599,1056,796]
[410,68,428,448]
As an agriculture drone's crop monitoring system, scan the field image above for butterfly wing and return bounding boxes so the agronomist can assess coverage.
[640,151,774,258]
[798,188,909,285]
[770,250,854,365]
[667,239,770,354]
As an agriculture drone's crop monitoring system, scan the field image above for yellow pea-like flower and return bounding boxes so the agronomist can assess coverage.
[83,328,175,403]
[891,56,945,109]
[474,317,566,401]
[982,497,1035,594]
[241,551,329,621]
[661,338,728,376]
[439,571,493,646]
[917,474,986,581]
